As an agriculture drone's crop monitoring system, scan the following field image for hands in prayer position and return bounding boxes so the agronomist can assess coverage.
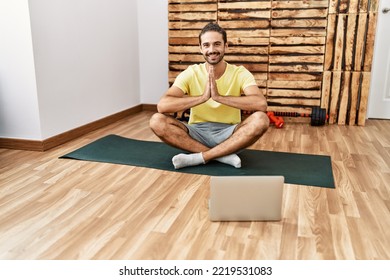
[202,65,221,103]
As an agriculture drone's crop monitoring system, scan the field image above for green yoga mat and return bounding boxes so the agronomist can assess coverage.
[60,134,335,188]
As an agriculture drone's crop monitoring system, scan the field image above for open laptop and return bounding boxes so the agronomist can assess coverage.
[209,176,284,221]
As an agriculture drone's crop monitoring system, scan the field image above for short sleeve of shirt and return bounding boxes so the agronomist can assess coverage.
[238,66,257,92]
[172,67,193,94]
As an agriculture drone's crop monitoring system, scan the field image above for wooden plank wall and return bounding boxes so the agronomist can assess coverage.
[168,0,218,83]
[168,0,379,126]
[268,0,328,115]
[323,0,379,125]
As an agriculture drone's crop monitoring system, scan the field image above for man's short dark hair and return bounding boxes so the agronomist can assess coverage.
[199,22,227,45]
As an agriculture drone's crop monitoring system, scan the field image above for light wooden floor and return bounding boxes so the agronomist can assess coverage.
[0,111,389,260]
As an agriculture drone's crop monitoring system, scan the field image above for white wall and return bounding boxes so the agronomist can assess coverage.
[0,0,168,141]
[29,0,140,139]
[0,0,42,140]
[367,0,390,119]
[137,0,169,104]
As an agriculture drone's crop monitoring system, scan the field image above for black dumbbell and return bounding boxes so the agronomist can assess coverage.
[273,106,328,126]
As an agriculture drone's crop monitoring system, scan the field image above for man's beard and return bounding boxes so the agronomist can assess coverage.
[204,51,225,65]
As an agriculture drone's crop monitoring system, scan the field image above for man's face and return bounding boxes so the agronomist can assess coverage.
[199,31,227,65]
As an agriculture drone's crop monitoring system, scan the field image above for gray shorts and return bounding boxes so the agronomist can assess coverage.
[183,122,238,148]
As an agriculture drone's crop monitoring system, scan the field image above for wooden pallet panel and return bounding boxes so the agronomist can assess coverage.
[268,1,328,114]
[218,0,272,90]
[329,0,379,14]
[168,0,218,83]
[322,3,378,125]
[324,14,374,72]
[167,1,379,125]
[323,71,371,125]
[324,13,377,72]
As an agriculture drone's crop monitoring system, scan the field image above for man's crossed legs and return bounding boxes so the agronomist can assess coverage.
[149,111,269,169]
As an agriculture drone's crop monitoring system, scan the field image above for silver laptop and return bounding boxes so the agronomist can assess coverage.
[209,176,284,221]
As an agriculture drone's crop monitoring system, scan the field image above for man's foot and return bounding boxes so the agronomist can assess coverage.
[172,153,205,169]
[215,154,241,168]
[172,152,241,169]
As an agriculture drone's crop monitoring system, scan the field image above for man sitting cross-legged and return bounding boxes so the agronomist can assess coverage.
[149,22,269,169]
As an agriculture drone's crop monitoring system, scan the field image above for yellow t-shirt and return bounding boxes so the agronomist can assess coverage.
[173,63,257,125]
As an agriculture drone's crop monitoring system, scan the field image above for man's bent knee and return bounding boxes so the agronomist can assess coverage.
[253,111,270,127]
[149,113,167,136]
[245,111,270,136]
[150,112,188,138]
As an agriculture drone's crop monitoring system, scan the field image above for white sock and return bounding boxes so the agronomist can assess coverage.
[215,154,241,168]
[172,153,205,169]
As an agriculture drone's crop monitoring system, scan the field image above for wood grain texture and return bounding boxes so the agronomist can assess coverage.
[1,111,389,259]
[168,1,379,125]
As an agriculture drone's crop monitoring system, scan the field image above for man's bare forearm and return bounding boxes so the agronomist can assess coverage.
[157,94,208,114]
[212,94,267,112]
